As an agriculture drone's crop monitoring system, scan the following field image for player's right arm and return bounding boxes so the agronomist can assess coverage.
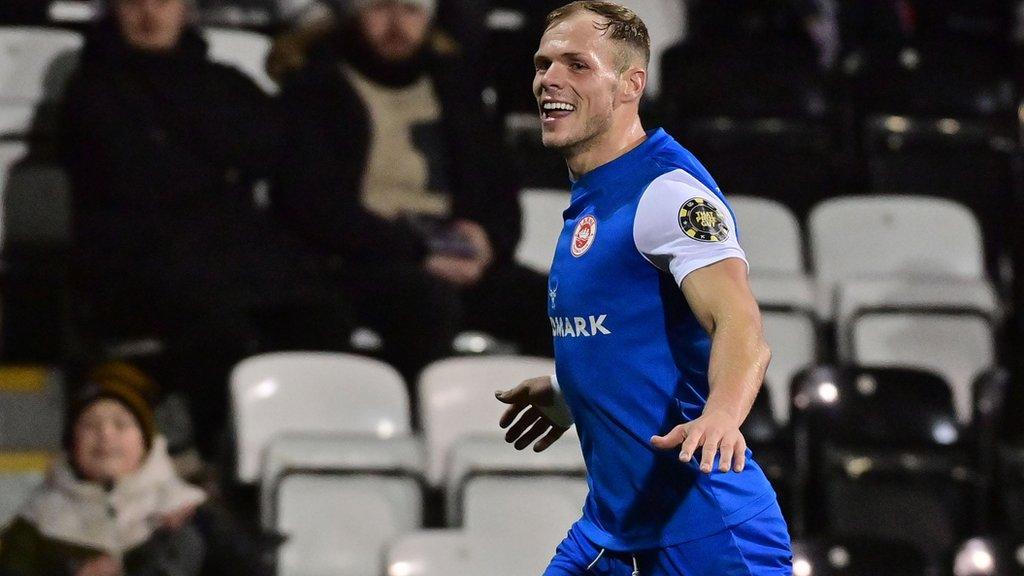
[495,376,573,452]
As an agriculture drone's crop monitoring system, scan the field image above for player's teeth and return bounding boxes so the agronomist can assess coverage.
[544,103,575,111]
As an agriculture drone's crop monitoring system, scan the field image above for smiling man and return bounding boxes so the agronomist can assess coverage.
[495,2,793,574]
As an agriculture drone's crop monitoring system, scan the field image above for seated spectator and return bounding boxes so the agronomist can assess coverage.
[60,0,352,453]
[275,0,551,379]
[0,369,270,576]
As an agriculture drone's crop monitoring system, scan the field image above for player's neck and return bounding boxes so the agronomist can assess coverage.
[566,116,647,180]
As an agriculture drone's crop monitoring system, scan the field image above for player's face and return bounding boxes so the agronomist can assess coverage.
[115,0,188,52]
[359,2,431,62]
[533,11,623,154]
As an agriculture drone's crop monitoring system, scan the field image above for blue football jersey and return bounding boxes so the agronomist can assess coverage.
[549,128,777,551]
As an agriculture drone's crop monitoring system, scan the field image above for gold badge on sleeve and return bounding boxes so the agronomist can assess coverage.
[678,197,730,243]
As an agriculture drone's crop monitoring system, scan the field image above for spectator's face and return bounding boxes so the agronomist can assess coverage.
[114,0,188,52]
[358,2,431,62]
[533,11,622,154]
[73,399,146,482]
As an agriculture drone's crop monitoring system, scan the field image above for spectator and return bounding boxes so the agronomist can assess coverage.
[0,368,270,576]
[275,0,551,379]
[60,0,352,453]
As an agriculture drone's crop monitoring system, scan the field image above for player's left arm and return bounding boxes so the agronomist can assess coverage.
[634,170,769,474]
[649,259,770,473]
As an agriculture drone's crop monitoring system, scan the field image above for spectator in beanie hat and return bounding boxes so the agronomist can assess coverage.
[0,361,277,576]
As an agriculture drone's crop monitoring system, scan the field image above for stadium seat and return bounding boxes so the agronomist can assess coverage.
[0,103,35,139]
[0,451,51,528]
[671,119,837,217]
[730,195,815,312]
[461,475,586,571]
[259,432,423,530]
[848,312,995,425]
[0,27,82,104]
[760,311,817,425]
[833,277,1000,357]
[0,366,64,450]
[230,352,411,483]
[616,0,685,98]
[997,444,1024,537]
[809,195,992,319]
[386,530,486,575]
[0,141,27,243]
[742,386,794,520]
[515,188,569,273]
[861,116,1016,271]
[791,536,929,576]
[847,41,1015,120]
[792,366,976,566]
[417,355,556,486]
[275,473,422,576]
[387,529,553,576]
[201,27,277,95]
[951,536,1024,576]
[443,434,584,525]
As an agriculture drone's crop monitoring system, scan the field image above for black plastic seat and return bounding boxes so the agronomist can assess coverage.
[792,536,929,576]
[792,365,977,567]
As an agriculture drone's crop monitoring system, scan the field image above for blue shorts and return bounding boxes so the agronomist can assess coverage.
[543,502,792,576]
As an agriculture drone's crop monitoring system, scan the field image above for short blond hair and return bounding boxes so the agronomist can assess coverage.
[545,1,650,71]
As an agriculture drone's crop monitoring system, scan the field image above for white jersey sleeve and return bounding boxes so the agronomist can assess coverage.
[633,168,747,286]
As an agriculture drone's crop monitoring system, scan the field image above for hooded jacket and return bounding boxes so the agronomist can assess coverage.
[0,437,207,576]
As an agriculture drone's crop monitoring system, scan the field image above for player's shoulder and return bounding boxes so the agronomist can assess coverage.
[640,168,722,208]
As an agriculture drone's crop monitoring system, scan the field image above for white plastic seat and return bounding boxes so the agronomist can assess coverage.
[461,475,586,569]
[201,27,277,95]
[849,312,995,424]
[387,528,561,576]
[761,311,816,425]
[260,432,424,530]
[0,27,82,104]
[276,473,422,576]
[0,367,65,451]
[731,195,815,312]
[617,0,685,98]
[386,530,486,575]
[834,277,1000,356]
[515,188,570,273]
[230,352,410,483]
[0,104,35,139]
[418,355,556,486]
[444,434,585,525]
[0,451,52,527]
[809,195,989,319]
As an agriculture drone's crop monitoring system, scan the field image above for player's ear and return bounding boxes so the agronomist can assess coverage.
[620,66,646,103]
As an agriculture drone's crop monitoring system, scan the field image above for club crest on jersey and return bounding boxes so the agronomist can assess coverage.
[678,197,729,243]
[571,215,598,257]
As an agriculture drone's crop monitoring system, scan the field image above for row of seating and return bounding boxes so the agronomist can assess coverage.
[233,353,1022,575]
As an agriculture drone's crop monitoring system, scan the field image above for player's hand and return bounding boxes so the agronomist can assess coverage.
[76,555,123,576]
[452,220,494,269]
[495,377,569,452]
[425,254,487,286]
[650,409,746,473]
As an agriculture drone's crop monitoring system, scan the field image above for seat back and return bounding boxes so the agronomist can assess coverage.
[730,195,804,275]
[810,195,985,286]
[231,352,410,483]
[418,355,555,486]
[849,313,994,424]
[0,451,51,527]
[201,27,277,94]
[761,311,816,425]
[0,27,81,104]
[276,474,422,576]
[515,188,569,273]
